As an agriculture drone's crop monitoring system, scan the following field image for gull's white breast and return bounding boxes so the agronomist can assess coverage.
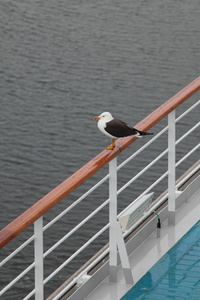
[97,119,115,138]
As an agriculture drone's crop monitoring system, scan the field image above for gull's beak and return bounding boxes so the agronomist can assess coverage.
[94,116,100,119]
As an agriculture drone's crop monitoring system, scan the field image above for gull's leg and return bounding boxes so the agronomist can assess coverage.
[107,138,115,150]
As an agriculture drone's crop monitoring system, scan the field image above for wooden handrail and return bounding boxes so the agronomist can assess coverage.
[0,76,200,249]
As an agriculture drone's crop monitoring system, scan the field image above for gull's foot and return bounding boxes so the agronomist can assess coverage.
[106,144,115,150]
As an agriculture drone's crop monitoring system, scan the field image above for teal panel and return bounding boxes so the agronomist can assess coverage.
[121,220,200,300]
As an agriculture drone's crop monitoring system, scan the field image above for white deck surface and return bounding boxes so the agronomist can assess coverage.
[85,187,200,300]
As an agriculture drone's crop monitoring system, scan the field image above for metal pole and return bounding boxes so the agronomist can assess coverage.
[34,217,44,300]
[116,222,134,285]
[168,110,176,225]
[109,157,118,282]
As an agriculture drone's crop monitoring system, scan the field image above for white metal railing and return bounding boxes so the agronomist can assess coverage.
[0,98,199,300]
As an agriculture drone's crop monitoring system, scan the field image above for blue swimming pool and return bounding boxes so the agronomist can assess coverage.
[121,220,200,299]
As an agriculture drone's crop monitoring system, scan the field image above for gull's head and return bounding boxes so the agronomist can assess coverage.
[94,112,113,122]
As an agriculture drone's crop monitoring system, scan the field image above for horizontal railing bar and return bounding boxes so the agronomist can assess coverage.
[43,223,109,285]
[117,107,199,174]
[176,122,200,146]
[0,262,35,296]
[117,120,199,198]
[176,164,200,189]
[175,99,200,122]
[43,174,110,232]
[118,100,199,172]
[119,169,169,219]
[44,198,109,258]
[175,144,200,168]
[1,76,200,249]
[23,289,35,300]
[0,235,34,268]
[117,125,168,171]
[117,148,168,196]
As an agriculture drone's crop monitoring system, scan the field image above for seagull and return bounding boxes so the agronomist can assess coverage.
[94,112,153,150]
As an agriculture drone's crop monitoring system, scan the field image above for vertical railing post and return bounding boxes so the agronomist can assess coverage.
[168,110,176,225]
[109,157,118,282]
[34,217,44,300]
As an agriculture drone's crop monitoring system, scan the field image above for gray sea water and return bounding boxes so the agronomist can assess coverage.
[0,0,200,299]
